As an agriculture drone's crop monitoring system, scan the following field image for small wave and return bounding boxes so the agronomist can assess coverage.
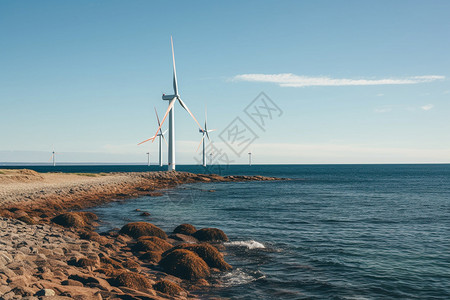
[225,240,265,249]
[219,268,265,287]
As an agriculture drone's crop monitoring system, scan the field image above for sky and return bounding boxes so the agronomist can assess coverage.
[1,0,449,164]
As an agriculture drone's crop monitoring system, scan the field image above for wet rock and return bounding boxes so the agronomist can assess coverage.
[166,243,232,271]
[193,228,228,242]
[119,222,167,239]
[159,249,210,281]
[169,233,198,244]
[173,223,197,235]
[153,279,184,296]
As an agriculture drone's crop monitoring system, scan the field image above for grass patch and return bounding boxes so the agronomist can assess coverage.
[74,173,98,177]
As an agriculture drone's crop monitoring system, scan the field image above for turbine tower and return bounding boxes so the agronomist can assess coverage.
[139,108,167,167]
[248,152,252,166]
[144,36,203,171]
[196,106,216,167]
[50,147,56,167]
[146,152,150,166]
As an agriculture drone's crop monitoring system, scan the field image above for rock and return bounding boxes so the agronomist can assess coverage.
[18,215,36,225]
[51,212,86,228]
[159,249,210,281]
[139,212,150,216]
[134,236,172,252]
[153,279,184,296]
[110,272,153,291]
[61,279,84,287]
[35,288,56,296]
[169,233,198,244]
[139,251,162,264]
[193,228,228,242]
[119,222,167,239]
[166,243,232,271]
[173,223,197,235]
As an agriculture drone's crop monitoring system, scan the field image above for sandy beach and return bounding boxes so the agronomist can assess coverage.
[0,169,281,299]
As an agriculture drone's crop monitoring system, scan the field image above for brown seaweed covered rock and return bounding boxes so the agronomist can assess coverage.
[193,228,228,242]
[153,279,184,296]
[140,250,163,264]
[173,223,197,235]
[119,222,167,239]
[133,236,172,252]
[166,243,232,271]
[51,212,87,228]
[159,249,210,280]
[110,272,153,290]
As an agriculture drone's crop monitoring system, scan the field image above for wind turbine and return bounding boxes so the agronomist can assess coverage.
[196,106,216,167]
[248,152,252,166]
[50,147,56,167]
[139,108,167,167]
[140,36,203,171]
[146,152,150,166]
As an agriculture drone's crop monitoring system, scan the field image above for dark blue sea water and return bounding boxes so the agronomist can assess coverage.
[5,164,450,299]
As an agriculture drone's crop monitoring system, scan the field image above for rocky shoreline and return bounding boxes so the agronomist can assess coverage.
[0,170,284,299]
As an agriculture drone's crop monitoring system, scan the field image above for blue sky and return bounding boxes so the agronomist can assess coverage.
[1,0,449,164]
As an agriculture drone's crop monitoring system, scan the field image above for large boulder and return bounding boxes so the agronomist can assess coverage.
[51,212,86,228]
[159,249,210,281]
[110,272,153,290]
[153,280,184,296]
[173,223,197,235]
[166,243,231,271]
[193,228,228,242]
[119,222,167,239]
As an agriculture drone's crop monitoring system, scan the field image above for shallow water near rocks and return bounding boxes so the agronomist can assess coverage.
[47,164,449,299]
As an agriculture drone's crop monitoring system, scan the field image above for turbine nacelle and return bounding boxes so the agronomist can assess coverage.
[162,94,177,100]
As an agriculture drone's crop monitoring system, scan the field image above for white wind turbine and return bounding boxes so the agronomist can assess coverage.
[50,147,56,167]
[142,36,203,171]
[139,108,167,167]
[196,106,216,167]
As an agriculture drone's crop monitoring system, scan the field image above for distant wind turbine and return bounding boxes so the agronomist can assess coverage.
[140,36,203,171]
[146,152,150,166]
[139,108,167,167]
[248,152,252,166]
[50,147,56,167]
[196,106,216,167]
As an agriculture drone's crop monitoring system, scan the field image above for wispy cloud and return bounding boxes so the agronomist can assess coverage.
[421,104,434,111]
[374,106,393,113]
[233,73,445,87]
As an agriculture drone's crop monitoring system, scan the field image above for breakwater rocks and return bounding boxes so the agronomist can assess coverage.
[1,215,233,299]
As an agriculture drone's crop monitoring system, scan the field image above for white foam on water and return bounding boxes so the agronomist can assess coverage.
[219,268,265,287]
[225,240,265,249]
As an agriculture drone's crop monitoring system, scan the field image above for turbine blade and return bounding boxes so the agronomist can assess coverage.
[208,129,217,132]
[161,133,168,146]
[177,97,203,131]
[205,129,210,141]
[171,36,178,95]
[139,97,176,145]
[154,107,163,135]
[137,137,152,145]
[196,135,206,152]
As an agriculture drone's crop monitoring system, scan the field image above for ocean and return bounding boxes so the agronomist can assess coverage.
[6,164,450,299]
